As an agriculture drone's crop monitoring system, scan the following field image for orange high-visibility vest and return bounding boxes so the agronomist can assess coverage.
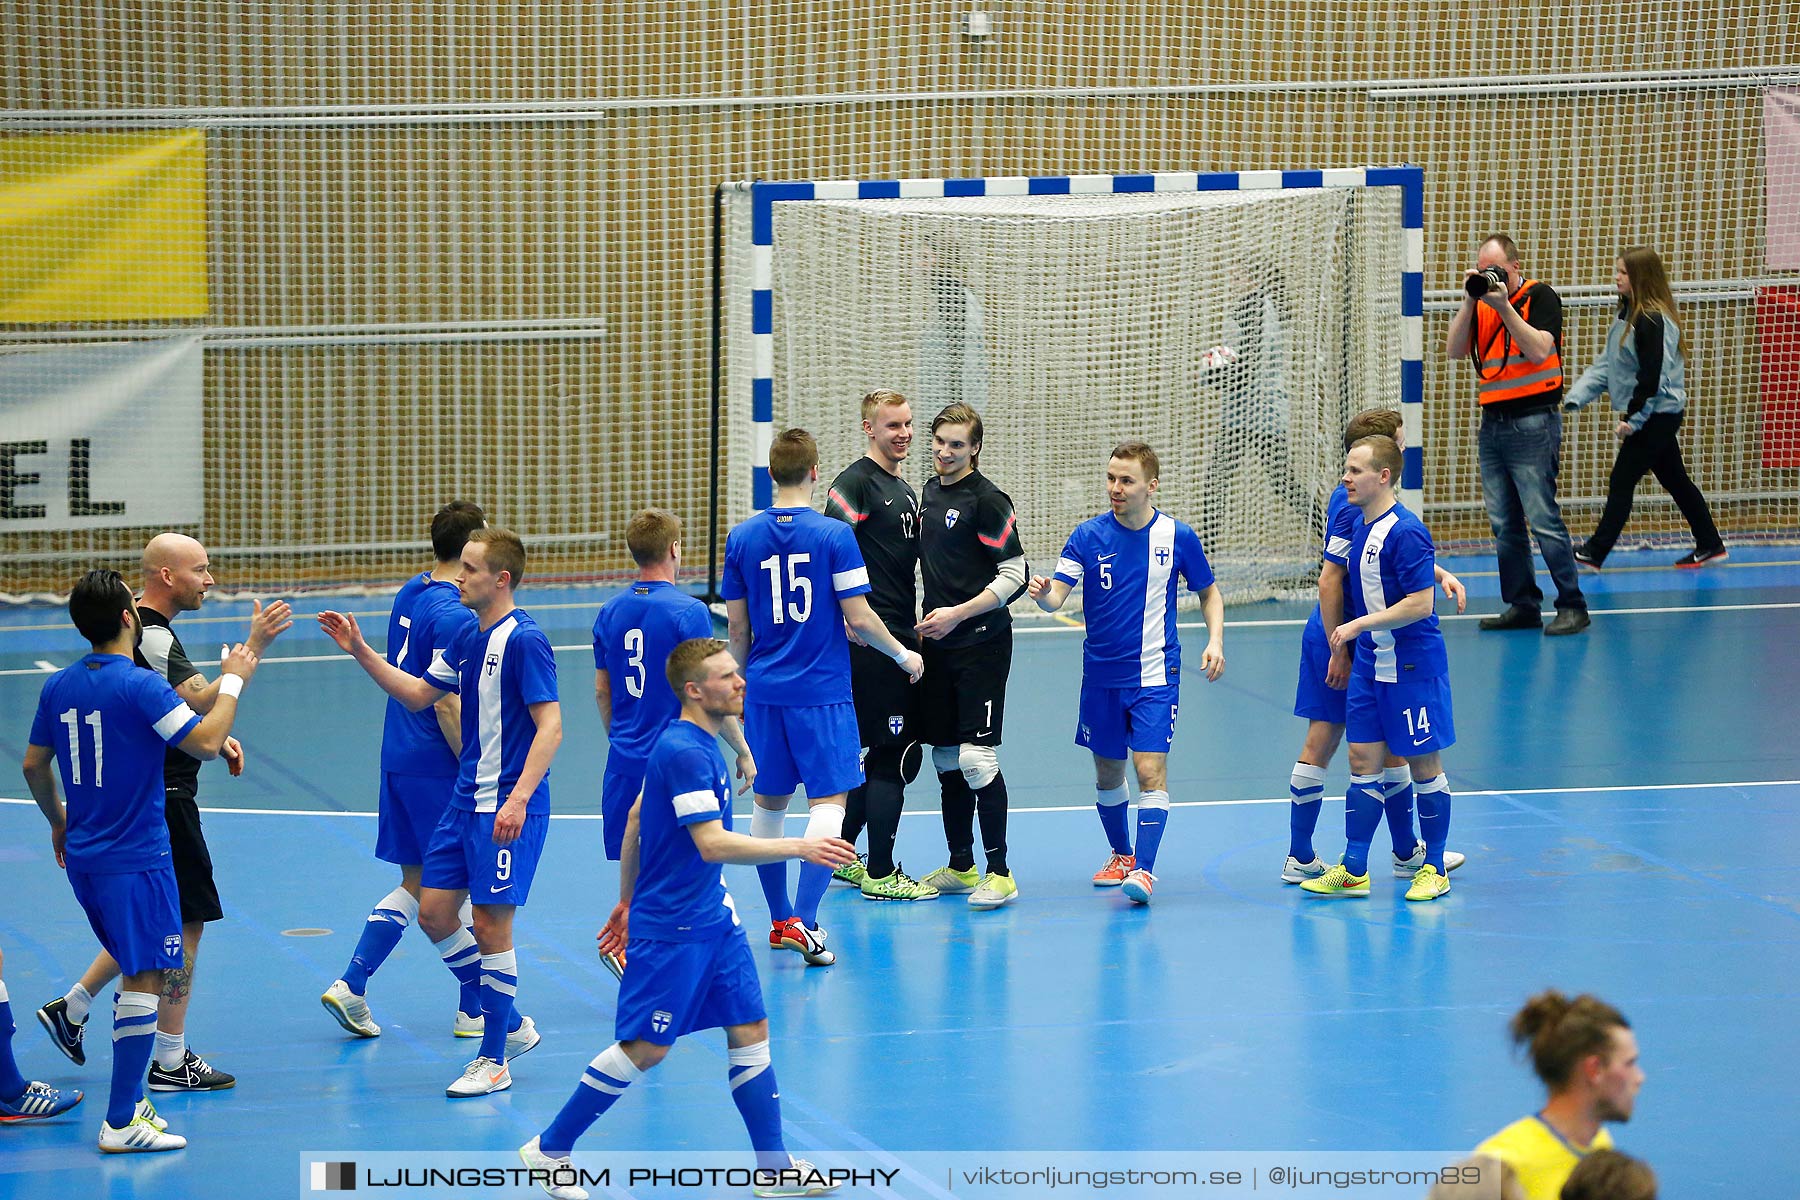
[1473,280,1563,405]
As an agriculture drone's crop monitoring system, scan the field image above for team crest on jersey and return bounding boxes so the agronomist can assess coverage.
[164,934,183,957]
[888,715,905,735]
[944,508,960,529]
[1155,547,1171,565]
[484,652,501,677]
[651,1010,672,1034]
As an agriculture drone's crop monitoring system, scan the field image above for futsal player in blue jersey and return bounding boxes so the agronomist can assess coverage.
[723,428,923,967]
[520,638,852,1200]
[22,570,258,1152]
[322,500,486,1039]
[35,534,292,1096]
[593,509,756,977]
[518,636,846,1200]
[319,527,561,1095]
[1302,435,1459,901]
[1028,442,1224,905]
[1285,412,1468,886]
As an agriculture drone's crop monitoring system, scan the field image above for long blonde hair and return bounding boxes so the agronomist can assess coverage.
[1619,246,1681,333]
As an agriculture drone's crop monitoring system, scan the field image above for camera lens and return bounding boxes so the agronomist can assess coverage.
[1465,266,1505,298]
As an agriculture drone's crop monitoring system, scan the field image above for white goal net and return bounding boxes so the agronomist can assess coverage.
[723,179,1406,605]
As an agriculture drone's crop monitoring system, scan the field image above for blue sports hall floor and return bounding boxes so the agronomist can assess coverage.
[2,545,1797,1198]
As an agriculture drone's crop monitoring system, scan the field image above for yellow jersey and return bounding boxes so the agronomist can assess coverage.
[1475,1115,1616,1200]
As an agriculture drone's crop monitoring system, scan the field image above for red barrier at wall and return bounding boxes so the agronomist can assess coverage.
[1759,286,1800,469]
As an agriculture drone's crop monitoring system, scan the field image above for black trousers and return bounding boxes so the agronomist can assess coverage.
[1583,412,1723,563]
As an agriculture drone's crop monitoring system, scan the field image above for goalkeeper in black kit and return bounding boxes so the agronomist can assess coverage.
[912,402,1029,910]
[822,389,937,901]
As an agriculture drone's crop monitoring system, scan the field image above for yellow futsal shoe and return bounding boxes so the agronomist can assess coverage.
[1299,864,1370,898]
[919,864,981,895]
[832,854,868,887]
[859,864,939,901]
[968,872,1018,910]
[1405,863,1450,902]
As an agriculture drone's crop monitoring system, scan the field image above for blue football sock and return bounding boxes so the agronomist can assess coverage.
[539,1044,641,1156]
[108,991,159,1129]
[0,986,27,1102]
[756,864,793,925]
[1342,775,1385,878]
[1134,791,1170,873]
[433,927,483,1018]
[728,1039,789,1174]
[1382,765,1417,856]
[1095,785,1131,855]
[750,804,793,923]
[477,950,517,1063]
[794,864,830,928]
[342,886,418,995]
[1416,774,1453,873]
[1288,762,1327,861]
[793,802,844,928]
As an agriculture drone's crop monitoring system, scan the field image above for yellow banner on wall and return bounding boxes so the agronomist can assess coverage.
[0,129,208,323]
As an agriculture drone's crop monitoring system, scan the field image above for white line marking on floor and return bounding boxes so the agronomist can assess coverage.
[1,778,1792,820]
[1020,600,1800,634]
[4,599,1794,675]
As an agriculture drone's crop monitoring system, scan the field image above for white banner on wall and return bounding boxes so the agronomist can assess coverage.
[0,337,204,532]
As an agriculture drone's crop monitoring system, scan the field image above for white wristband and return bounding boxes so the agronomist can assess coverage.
[887,643,912,665]
[219,673,245,699]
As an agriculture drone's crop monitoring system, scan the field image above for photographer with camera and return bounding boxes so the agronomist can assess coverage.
[1446,234,1589,636]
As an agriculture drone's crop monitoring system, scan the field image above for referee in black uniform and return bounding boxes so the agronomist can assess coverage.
[822,390,936,901]
[914,403,1028,910]
[36,533,289,1092]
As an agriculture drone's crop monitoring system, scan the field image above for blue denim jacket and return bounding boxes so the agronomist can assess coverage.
[1564,301,1685,431]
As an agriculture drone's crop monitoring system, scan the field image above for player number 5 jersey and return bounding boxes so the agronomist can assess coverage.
[1053,510,1214,687]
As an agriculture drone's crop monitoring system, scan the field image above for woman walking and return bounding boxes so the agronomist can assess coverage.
[1567,246,1726,570]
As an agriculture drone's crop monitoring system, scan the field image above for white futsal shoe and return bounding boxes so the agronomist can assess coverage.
[321,980,381,1038]
[446,1056,511,1098]
[1393,841,1466,877]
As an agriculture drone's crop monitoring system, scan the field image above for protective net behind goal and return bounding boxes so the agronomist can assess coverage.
[724,184,1404,605]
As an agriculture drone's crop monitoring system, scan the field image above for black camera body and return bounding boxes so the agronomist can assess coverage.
[1465,265,1509,298]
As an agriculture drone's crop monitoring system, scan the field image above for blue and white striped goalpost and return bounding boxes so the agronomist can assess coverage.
[744,166,1425,514]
